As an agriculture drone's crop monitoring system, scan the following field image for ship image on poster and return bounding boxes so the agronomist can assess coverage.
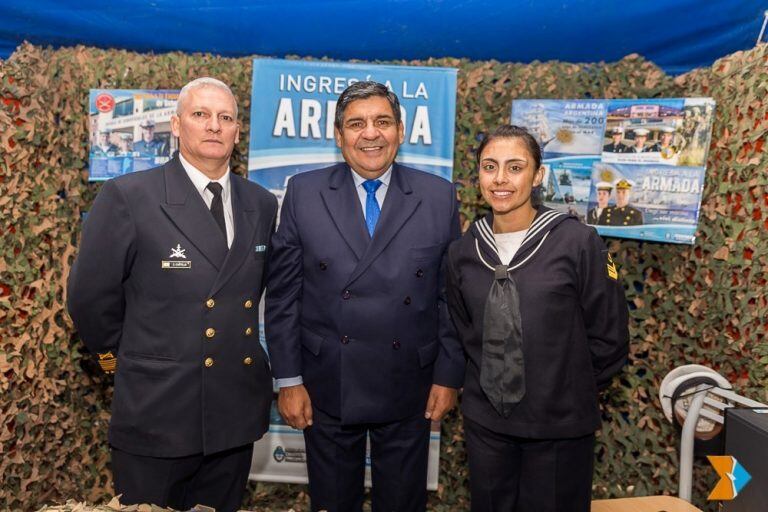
[88,89,178,181]
[512,99,607,223]
[512,98,715,244]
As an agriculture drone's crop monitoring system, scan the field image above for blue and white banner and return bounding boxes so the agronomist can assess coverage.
[248,58,458,206]
[512,98,715,244]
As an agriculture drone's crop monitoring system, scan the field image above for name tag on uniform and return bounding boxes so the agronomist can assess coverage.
[255,244,267,253]
[162,243,192,269]
[162,260,191,269]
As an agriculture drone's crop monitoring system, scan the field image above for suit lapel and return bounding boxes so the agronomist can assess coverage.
[160,157,228,270]
[319,164,369,261]
[209,174,260,296]
[346,164,421,287]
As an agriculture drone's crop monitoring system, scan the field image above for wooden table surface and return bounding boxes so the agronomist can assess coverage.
[591,496,704,512]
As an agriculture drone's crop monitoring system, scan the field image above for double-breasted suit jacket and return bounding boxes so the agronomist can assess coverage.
[265,163,465,425]
[67,155,277,457]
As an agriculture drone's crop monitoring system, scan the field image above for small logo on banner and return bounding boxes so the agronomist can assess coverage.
[95,93,115,113]
[707,455,751,500]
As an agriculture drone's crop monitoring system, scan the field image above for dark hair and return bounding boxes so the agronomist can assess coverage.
[334,81,402,130]
[476,125,544,206]
[476,125,542,169]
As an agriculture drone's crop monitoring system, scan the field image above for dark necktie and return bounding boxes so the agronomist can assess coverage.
[362,179,382,237]
[480,265,526,417]
[206,182,227,240]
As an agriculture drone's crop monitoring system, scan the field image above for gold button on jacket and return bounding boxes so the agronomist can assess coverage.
[245,327,253,336]
[205,298,215,309]
[244,299,253,309]
[205,328,216,338]
[204,357,214,367]
[243,356,253,365]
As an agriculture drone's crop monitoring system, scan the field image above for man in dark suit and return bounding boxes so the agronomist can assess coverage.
[265,81,465,512]
[68,77,277,512]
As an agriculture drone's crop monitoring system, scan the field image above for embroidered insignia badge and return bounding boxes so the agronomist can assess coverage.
[606,253,618,280]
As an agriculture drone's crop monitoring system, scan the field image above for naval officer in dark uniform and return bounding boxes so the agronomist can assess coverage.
[91,128,119,156]
[133,119,169,157]
[602,126,628,153]
[446,125,628,511]
[603,179,643,226]
[627,127,651,153]
[650,125,679,159]
[68,77,277,511]
[587,181,613,225]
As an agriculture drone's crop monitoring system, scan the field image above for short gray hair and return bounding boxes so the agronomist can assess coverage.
[334,81,401,130]
[176,77,238,118]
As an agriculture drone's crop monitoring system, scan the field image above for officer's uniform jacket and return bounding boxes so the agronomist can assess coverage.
[446,208,629,438]
[134,138,168,157]
[602,142,628,153]
[586,207,608,225]
[67,155,277,457]
[265,163,465,425]
[603,205,644,226]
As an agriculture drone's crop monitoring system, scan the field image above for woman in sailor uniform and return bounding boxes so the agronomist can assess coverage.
[446,125,629,512]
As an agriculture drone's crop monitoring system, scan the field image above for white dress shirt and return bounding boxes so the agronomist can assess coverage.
[275,165,394,390]
[179,153,234,248]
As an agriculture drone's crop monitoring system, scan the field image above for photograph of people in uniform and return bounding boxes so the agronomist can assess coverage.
[116,132,133,155]
[627,127,651,153]
[650,125,680,159]
[133,119,169,157]
[602,126,628,153]
[91,128,118,156]
[587,181,613,225]
[603,178,643,226]
[445,124,629,512]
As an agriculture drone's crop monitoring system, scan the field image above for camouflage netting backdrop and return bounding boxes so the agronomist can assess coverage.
[1,43,766,511]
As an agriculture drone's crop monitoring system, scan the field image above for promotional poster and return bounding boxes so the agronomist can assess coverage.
[511,98,715,244]
[88,89,178,181]
[247,58,458,209]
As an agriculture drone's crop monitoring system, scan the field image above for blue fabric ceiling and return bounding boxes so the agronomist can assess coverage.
[2,0,766,74]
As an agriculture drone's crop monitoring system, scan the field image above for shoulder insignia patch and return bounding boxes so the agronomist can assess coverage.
[606,253,618,280]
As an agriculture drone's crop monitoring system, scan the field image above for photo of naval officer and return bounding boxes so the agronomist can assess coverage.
[651,125,680,158]
[587,181,613,225]
[133,119,169,157]
[68,77,277,512]
[603,179,643,226]
[91,128,119,156]
[627,127,651,153]
[602,126,628,153]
